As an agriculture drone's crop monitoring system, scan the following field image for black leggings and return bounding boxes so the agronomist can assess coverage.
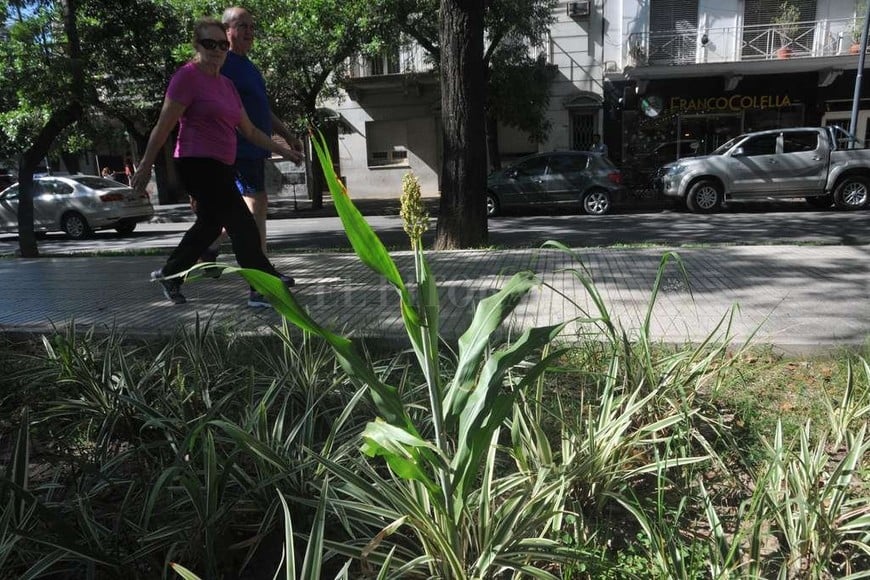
[162,157,280,279]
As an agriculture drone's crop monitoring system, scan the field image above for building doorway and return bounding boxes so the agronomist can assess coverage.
[678,113,743,155]
[571,111,596,151]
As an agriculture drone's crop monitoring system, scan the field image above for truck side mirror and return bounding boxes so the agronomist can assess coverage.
[731,146,745,157]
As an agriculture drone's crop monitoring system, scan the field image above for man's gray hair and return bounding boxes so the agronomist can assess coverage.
[222,6,246,25]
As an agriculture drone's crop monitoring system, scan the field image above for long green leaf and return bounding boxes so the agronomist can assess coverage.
[444,271,541,423]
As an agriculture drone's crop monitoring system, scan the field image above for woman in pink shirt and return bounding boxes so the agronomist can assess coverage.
[131,16,303,305]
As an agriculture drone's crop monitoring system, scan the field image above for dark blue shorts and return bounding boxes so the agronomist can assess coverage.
[234,158,266,197]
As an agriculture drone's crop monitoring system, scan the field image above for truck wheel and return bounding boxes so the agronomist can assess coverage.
[581,189,612,215]
[833,176,870,210]
[686,180,722,213]
[805,194,833,209]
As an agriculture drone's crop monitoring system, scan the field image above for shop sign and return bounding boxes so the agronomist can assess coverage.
[669,95,792,112]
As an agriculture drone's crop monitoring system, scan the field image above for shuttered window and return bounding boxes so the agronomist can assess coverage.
[649,0,699,64]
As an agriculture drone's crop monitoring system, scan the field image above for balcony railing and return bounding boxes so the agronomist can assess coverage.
[347,44,434,78]
[626,17,859,68]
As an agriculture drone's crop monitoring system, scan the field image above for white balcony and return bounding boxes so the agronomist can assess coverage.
[626,17,861,69]
[347,44,434,78]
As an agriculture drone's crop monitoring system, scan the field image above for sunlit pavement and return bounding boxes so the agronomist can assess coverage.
[0,245,867,355]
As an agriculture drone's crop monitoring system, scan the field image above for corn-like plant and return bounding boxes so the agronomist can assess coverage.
[202,136,584,577]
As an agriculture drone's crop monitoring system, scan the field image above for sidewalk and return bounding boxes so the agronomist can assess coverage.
[149,195,438,223]
[0,245,867,354]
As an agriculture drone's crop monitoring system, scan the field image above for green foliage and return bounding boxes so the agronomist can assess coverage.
[369,0,558,145]
[0,322,365,578]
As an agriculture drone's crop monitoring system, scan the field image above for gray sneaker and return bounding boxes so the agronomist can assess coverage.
[248,290,271,308]
[151,269,186,304]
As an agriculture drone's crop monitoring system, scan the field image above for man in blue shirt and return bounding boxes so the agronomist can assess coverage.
[218,6,303,307]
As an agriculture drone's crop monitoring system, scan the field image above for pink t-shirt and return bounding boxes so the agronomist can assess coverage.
[166,61,243,165]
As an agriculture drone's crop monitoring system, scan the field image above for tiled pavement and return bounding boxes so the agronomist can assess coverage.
[0,244,867,354]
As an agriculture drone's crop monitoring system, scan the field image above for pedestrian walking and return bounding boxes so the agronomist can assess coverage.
[130,16,303,305]
[200,6,305,308]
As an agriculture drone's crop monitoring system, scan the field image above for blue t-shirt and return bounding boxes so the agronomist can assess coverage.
[221,51,271,160]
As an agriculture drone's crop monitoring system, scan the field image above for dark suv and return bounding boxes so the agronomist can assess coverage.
[626,140,700,187]
[486,151,623,216]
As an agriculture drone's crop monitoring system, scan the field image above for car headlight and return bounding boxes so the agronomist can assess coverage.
[666,163,687,176]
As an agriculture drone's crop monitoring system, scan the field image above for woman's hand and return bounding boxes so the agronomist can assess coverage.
[131,165,152,193]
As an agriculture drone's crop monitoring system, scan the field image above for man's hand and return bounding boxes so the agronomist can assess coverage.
[282,147,304,165]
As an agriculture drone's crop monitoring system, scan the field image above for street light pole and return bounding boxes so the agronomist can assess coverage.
[849,1,870,147]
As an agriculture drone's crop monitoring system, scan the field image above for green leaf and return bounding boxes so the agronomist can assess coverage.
[361,420,442,493]
[169,563,202,580]
[444,271,541,423]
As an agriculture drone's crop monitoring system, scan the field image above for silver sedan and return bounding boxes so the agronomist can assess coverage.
[0,175,154,239]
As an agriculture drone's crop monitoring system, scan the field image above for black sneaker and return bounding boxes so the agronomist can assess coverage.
[151,269,186,304]
[248,290,271,308]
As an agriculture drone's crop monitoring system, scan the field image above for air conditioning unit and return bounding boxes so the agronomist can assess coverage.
[567,0,591,18]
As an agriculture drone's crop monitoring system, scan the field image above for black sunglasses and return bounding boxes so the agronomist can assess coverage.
[198,38,230,51]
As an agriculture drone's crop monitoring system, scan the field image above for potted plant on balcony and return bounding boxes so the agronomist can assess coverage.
[773,0,800,58]
[849,0,867,54]
[629,41,647,66]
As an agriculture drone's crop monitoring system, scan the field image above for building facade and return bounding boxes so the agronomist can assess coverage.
[325,0,870,197]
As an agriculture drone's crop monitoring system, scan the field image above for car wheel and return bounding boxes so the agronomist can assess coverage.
[582,189,612,215]
[686,180,722,213]
[115,222,137,235]
[61,212,92,240]
[486,192,500,217]
[833,176,870,210]
[805,194,833,209]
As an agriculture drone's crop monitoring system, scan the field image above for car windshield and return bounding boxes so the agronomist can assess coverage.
[711,137,741,155]
[70,176,127,189]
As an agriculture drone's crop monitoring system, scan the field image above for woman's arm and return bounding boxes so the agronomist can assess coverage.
[238,109,304,164]
[130,98,186,192]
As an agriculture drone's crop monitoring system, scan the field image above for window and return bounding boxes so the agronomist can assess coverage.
[39,179,73,196]
[783,131,818,153]
[739,134,777,156]
[549,154,589,173]
[366,120,410,168]
[513,156,548,177]
[367,48,401,75]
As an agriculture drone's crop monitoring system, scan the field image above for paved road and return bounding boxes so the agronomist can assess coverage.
[1,197,869,256]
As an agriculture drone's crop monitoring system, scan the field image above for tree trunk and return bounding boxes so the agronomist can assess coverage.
[435,0,487,250]
[485,114,501,171]
[16,0,86,257]
[18,103,83,257]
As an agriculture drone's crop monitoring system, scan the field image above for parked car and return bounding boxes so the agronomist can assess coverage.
[656,126,870,212]
[0,171,13,191]
[486,151,623,216]
[0,175,154,239]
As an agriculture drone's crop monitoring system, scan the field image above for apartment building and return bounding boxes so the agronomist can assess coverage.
[324,0,870,197]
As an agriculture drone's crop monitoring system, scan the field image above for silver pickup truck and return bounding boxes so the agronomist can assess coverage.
[656,126,870,212]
